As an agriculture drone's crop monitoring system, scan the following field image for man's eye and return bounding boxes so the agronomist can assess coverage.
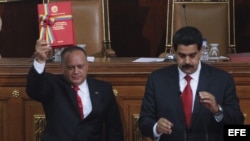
[179,54,186,58]
[77,65,84,69]
[67,66,74,70]
[189,53,197,58]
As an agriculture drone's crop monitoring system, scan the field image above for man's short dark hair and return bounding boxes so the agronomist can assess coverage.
[173,26,203,51]
[60,46,87,63]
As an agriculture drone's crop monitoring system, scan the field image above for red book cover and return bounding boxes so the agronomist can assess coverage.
[37,1,75,48]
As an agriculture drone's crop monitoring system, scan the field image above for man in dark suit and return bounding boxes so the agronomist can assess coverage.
[139,26,244,141]
[26,40,124,141]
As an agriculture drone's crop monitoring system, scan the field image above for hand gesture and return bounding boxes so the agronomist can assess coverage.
[199,91,220,114]
[34,40,52,63]
[156,118,174,135]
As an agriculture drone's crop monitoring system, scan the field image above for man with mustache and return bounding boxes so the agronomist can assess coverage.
[139,26,244,141]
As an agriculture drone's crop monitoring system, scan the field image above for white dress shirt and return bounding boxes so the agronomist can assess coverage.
[75,80,92,118]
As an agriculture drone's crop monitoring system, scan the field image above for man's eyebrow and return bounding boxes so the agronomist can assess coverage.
[178,52,197,56]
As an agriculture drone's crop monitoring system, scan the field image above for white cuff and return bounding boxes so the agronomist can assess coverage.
[153,123,162,141]
[33,59,45,74]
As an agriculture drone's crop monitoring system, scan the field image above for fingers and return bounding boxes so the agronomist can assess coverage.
[199,91,218,113]
[35,40,52,63]
[156,118,174,135]
[199,91,216,104]
[36,40,51,51]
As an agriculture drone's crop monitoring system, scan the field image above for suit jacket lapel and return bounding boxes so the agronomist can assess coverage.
[169,66,187,126]
[60,76,85,118]
[191,63,210,128]
[84,78,99,120]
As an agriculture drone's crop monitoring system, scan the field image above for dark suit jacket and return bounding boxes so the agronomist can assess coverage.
[139,63,244,141]
[26,66,124,141]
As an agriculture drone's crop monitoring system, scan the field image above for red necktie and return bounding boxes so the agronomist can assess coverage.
[73,85,84,120]
[182,75,192,128]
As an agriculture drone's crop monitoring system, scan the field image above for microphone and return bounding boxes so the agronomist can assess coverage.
[179,91,187,141]
[201,105,208,141]
[197,93,209,141]
[182,4,188,26]
[184,129,187,141]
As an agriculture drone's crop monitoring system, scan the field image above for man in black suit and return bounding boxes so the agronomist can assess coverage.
[26,40,124,141]
[139,26,244,141]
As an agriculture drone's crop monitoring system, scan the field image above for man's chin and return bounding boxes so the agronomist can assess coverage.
[70,80,80,85]
[181,68,193,74]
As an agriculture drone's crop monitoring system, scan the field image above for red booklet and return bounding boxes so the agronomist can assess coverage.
[37,1,75,48]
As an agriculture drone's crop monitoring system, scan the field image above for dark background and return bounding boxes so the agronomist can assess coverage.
[0,0,249,58]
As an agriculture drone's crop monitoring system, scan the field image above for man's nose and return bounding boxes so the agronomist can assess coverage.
[73,66,79,73]
[184,56,191,63]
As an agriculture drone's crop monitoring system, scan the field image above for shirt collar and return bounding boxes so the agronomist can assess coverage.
[72,79,88,91]
[178,61,201,81]
[78,80,88,91]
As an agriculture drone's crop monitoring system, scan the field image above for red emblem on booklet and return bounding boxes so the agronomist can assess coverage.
[37,1,75,48]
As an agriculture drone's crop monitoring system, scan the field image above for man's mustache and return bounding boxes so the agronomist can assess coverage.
[182,64,193,69]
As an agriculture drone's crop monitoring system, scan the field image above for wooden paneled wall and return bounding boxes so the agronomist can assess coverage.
[0,57,250,141]
[0,0,249,57]
[0,0,41,58]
